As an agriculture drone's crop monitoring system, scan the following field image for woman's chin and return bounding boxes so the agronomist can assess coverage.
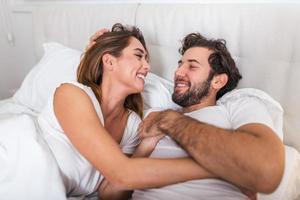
[133,84,144,94]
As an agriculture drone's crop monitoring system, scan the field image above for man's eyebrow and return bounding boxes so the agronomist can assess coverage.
[187,59,200,64]
[178,59,200,64]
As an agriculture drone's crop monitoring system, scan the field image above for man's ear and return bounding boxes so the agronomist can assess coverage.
[212,73,228,90]
[102,53,116,71]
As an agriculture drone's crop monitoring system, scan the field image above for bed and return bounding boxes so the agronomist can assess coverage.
[0,2,300,200]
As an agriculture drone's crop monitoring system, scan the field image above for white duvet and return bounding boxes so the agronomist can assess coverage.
[0,99,66,200]
[0,98,300,200]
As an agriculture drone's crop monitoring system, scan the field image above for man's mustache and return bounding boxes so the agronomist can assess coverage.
[174,77,191,87]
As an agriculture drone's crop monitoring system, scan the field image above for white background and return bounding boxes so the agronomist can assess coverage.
[1,0,300,99]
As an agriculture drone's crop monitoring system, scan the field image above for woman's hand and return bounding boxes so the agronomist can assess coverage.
[98,178,132,200]
[85,28,109,51]
[239,187,257,200]
[132,134,165,158]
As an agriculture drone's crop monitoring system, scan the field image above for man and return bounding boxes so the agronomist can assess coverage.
[135,32,284,198]
[88,30,284,199]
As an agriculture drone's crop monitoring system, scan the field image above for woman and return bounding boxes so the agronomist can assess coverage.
[38,23,213,199]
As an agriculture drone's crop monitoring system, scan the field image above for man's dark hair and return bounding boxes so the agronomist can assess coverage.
[179,33,242,100]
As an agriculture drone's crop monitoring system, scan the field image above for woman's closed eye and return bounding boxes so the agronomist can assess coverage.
[135,54,143,60]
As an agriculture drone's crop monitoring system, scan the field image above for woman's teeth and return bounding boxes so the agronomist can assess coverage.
[137,74,145,80]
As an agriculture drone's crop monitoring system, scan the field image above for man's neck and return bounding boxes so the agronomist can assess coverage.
[182,97,216,113]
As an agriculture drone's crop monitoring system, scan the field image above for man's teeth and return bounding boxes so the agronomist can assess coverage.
[176,83,188,87]
[137,74,145,80]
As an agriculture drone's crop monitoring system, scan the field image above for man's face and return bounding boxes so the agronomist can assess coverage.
[172,47,214,107]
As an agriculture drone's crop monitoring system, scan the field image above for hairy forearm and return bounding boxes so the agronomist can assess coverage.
[157,110,284,193]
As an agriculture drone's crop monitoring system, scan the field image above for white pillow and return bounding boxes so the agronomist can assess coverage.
[12,41,283,139]
[12,42,177,113]
[13,43,81,113]
[142,73,180,110]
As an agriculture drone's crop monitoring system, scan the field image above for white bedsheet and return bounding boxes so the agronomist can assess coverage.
[0,99,66,200]
[1,98,300,200]
[0,98,36,117]
[258,145,300,200]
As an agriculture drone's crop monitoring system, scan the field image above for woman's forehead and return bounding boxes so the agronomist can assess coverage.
[127,37,145,50]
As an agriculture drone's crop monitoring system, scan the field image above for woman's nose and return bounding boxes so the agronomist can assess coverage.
[143,60,151,72]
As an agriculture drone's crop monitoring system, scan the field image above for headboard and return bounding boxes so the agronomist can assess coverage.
[31,3,300,152]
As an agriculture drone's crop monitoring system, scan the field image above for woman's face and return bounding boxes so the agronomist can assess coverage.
[114,36,150,93]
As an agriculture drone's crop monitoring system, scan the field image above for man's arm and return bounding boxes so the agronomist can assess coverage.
[139,110,285,193]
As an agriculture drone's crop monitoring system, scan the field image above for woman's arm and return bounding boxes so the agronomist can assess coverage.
[54,84,215,190]
[98,135,165,200]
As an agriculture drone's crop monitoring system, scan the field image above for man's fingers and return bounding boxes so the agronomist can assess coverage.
[85,28,109,52]
[139,125,164,140]
[90,28,109,41]
[85,41,96,51]
[155,133,166,141]
[138,111,166,139]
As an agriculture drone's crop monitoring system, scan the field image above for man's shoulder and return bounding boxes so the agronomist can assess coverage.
[217,88,283,139]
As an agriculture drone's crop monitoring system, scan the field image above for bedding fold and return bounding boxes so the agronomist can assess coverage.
[0,114,66,200]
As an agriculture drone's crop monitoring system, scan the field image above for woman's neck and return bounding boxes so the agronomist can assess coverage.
[100,80,128,119]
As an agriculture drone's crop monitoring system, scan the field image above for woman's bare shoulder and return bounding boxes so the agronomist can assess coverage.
[53,83,100,128]
[54,83,93,106]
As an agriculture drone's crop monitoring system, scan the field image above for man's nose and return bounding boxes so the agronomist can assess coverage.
[175,65,187,77]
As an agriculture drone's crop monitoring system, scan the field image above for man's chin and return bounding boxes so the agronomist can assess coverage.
[174,87,189,95]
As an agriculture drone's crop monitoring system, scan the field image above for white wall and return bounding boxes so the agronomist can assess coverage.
[1,0,299,100]
[0,3,36,100]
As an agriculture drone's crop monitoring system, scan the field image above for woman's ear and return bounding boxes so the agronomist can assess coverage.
[212,73,228,90]
[102,53,116,71]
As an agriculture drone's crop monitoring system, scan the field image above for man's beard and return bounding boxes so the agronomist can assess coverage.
[172,73,214,107]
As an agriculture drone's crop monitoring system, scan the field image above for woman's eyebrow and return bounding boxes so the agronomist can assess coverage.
[134,48,144,54]
[134,48,149,61]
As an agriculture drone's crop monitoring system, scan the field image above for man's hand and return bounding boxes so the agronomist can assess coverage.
[138,111,163,139]
[138,109,182,139]
[85,28,109,51]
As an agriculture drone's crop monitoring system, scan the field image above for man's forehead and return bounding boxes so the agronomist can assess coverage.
[181,47,213,61]
[183,47,212,58]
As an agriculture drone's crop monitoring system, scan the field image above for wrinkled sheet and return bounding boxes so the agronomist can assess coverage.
[0,99,66,200]
[1,98,300,200]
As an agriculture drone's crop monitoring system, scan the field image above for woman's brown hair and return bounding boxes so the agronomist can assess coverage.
[77,23,147,118]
